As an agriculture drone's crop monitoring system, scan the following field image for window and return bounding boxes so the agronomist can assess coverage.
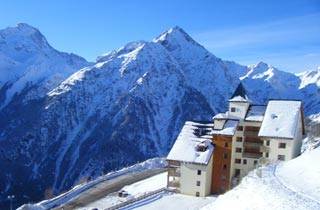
[266,152,269,158]
[278,155,285,161]
[196,192,200,197]
[236,137,243,142]
[197,170,201,175]
[231,107,236,112]
[266,140,270,146]
[279,143,286,149]
[237,126,243,131]
[235,169,240,177]
[223,153,228,159]
[236,147,242,153]
[243,159,247,164]
[225,142,228,147]
[223,164,227,170]
[196,181,201,186]
[235,159,241,164]
[254,160,258,165]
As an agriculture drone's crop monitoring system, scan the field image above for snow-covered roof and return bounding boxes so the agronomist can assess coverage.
[167,121,214,165]
[212,112,228,120]
[245,105,266,122]
[258,100,302,139]
[229,95,249,102]
[212,120,239,136]
[229,83,250,102]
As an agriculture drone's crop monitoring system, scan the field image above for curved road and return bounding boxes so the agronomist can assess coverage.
[53,168,166,210]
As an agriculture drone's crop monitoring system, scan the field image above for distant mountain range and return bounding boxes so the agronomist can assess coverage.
[0,23,319,208]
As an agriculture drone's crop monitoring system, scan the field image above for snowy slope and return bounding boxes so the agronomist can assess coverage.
[202,147,320,210]
[276,148,320,201]
[154,26,243,113]
[241,62,300,103]
[0,23,88,108]
[241,62,320,115]
[297,67,320,89]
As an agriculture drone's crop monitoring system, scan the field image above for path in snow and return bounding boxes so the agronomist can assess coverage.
[202,163,320,210]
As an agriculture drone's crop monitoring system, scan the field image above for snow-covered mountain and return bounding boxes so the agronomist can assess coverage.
[241,62,320,115]
[297,67,320,89]
[0,24,319,208]
[0,23,89,108]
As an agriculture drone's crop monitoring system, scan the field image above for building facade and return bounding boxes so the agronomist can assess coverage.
[167,83,305,196]
[167,121,214,197]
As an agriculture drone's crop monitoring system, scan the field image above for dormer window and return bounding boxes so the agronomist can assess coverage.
[271,114,278,119]
[231,107,236,112]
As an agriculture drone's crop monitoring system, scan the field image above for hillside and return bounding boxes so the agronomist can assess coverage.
[0,24,320,208]
[202,143,320,210]
[20,139,320,210]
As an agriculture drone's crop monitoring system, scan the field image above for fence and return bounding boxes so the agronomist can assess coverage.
[105,188,171,210]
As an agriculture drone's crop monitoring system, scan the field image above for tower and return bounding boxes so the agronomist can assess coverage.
[228,83,250,119]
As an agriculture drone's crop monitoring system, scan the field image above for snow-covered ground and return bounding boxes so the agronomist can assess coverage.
[276,148,320,201]
[202,147,320,210]
[123,192,215,210]
[78,172,168,209]
[19,142,320,210]
[18,158,166,210]
[78,171,215,210]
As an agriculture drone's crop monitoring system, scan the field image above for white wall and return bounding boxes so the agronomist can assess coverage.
[180,156,213,197]
[230,121,262,180]
[228,102,250,119]
[214,119,226,130]
[266,138,295,162]
[293,110,303,157]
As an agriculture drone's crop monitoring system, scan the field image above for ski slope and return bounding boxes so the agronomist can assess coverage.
[202,147,320,210]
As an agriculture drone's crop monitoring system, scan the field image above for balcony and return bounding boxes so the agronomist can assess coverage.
[168,168,181,177]
[260,145,270,153]
[168,180,180,188]
[243,147,262,158]
[243,130,259,137]
[243,141,262,147]
[167,160,181,167]
[245,135,262,142]
[243,152,263,158]
[244,126,260,132]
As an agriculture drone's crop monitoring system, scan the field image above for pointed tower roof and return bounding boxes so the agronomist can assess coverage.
[229,82,250,102]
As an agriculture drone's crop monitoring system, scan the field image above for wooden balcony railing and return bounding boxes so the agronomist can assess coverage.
[243,152,263,158]
[243,130,259,137]
[168,169,181,177]
[244,126,260,132]
[243,141,262,147]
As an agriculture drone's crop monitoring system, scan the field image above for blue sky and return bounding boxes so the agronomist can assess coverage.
[0,0,319,72]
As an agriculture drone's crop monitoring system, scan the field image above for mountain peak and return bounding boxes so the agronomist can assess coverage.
[0,23,41,37]
[153,26,198,46]
[16,23,39,32]
[0,23,50,51]
[255,61,269,69]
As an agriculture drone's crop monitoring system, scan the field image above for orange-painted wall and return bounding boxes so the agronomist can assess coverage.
[211,135,233,194]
